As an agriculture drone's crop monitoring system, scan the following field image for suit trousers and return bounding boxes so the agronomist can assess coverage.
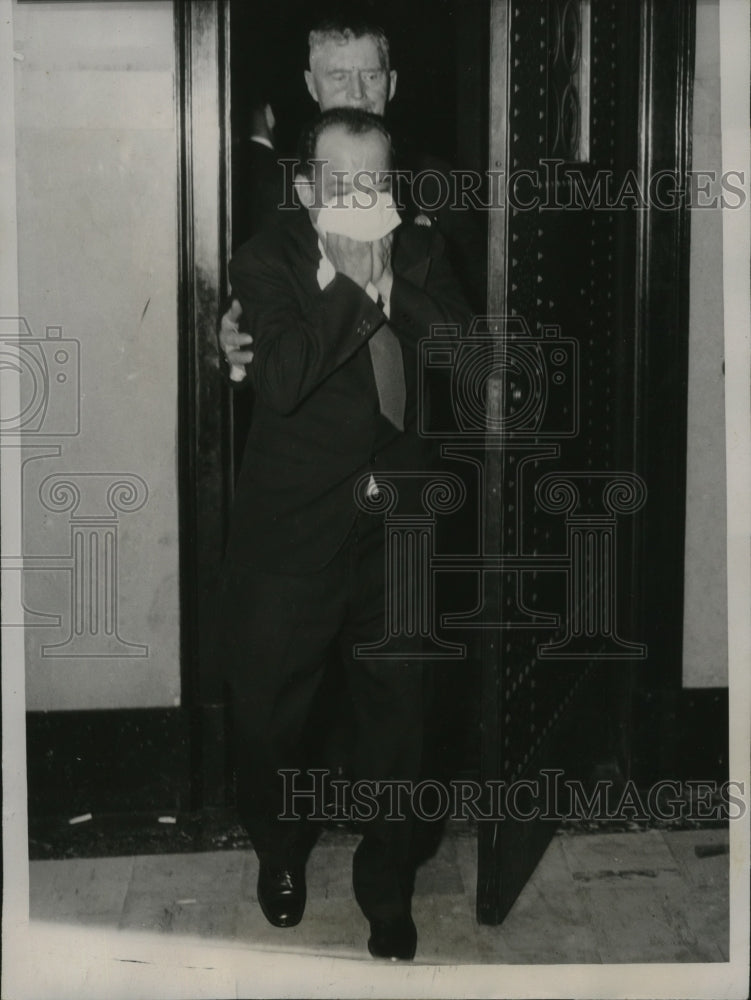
[217,507,425,921]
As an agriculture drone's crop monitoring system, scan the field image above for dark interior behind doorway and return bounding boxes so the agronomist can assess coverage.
[229,0,487,170]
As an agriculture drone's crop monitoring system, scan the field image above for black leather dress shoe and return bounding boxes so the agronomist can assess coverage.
[257,863,306,928]
[367,914,417,960]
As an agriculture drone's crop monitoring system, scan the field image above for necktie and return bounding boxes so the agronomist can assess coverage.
[368,299,406,431]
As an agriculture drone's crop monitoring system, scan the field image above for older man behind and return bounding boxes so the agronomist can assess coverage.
[221,15,484,372]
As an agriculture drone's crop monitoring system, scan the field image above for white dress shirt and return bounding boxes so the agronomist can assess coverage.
[316,242,391,498]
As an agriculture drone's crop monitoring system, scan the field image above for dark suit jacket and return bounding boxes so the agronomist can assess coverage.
[394,141,487,311]
[231,138,290,249]
[225,210,470,574]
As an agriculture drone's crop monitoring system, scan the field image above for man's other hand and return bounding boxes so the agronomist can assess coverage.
[324,233,373,288]
[219,299,254,365]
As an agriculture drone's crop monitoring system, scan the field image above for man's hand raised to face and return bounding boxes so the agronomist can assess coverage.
[323,232,373,289]
[220,229,388,373]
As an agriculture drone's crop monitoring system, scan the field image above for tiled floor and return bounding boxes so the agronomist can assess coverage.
[28,824,729,965]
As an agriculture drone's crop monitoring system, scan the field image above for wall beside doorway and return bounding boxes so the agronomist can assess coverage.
[13,0,181,711]
[682,0,727,689]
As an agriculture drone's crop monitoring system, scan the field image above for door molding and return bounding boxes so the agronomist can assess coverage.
[633,0,696,693]
[478,0,511,926]
[175,0,233,808]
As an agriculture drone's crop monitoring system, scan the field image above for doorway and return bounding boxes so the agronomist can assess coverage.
[177,0,696,926]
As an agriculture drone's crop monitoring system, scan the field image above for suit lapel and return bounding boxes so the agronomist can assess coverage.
[286,209,320,264]
[393,225,437,288]
[282,210,325,298]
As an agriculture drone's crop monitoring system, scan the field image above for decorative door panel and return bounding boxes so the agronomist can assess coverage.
[477,0,645,924]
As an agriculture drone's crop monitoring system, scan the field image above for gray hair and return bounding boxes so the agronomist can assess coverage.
[308,18,391,71]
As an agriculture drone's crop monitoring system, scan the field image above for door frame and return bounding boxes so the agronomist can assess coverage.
[633,0,696,692]
[175,0,234,810]
[172,0,696,898]
[629,0,699,785]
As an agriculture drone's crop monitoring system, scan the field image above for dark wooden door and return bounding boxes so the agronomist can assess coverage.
[476,0,694,923]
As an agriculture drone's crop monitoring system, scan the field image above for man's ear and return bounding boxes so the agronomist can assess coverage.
[388,70,397,103]
[264,103,276,135]
[304,69,319,104]
[294,173,316,208]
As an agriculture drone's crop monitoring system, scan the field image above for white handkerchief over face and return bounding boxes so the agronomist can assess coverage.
[316,189,401,243]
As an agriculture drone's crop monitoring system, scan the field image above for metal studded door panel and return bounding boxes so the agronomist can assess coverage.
[478,0,643,923]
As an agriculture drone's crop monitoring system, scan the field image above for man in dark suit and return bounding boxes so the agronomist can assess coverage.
[218,107,469,960]
[229,92,289,475]
[231,93,288,249]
